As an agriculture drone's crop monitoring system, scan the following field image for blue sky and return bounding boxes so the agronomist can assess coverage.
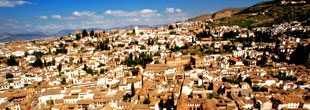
[0,0,268,34]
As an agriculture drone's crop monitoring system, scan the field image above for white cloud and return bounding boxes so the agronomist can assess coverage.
[165,8,175,13]
[175,8,182,13]
[129,18,140,22]
[37,24,65,31]
[51,11,104,20]
[166,8,182,13]
[144,18,151,21]
[104,9,160,17]
[72,11,95,17]
[36,16,48,19]
[0,0,32,7]
[51,15,62,19]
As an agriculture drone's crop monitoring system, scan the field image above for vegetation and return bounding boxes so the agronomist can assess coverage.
[6,56,18,66]
[31,57,43,67]
[32,51,46,58]
[159,93,175,110]
[75,34,81,40]
[207,93,221,99]
[123,52,153,68]
[252,86,268,92]
[210,1,310,28]
[222,76,243,84]
[6,73,14,79]
[196,31,213,41]
[55,48,67,55]
[222,31,239,40]
[82,29,88,37]
[143,98,151,104]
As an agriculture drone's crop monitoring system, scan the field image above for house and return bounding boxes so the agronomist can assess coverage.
[272,94,304,110]
[229,57,243,65]
[255,96,272,110]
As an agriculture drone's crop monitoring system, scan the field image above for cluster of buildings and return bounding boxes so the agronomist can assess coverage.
[0,19,310,110]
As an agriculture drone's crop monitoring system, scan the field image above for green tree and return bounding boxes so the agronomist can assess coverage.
[222,31,239,40]
[61,77,66,84]
[168,25,174,30]
[57,64,62,72]
[131,83,135,97]
[7,56,18,66]
[32,58,43,67]
[159,99,164,109]
[82,29,88,37]
[140,45,146,49]
[90,30,95,37]
[143,98,151,104]
[6,73,14,79]
[244,77,252,86]
[123,93,130,102]
[207,93,221,99]
[76,34,81,40]
[196,31,213,41]
[208,82,213,90]
[80,57,83,64]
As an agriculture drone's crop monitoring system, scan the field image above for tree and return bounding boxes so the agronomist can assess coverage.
[32,58,43,67]
[184,64,193,71]
[6,73,14,79]
[123,93,130,102]
[55,48,67,55]
[57,64,62,72]
[257,53,267,67]
[217,86,223,95]
[131,83,135,97]
[238,91,242,97]
[208,82,213,90]
[140,45,146,49]
[82,29,88,37]
[159,99,164,109]
[222,31,239,40]
[90,30,95,37]
[196,31,213,41]
[171,93,175,108]
[83,64,87,71]
[7,56,18,66]
[290,44,310,66]
[80,57,83,64]
[244,77,252,86]
[168,25,174,30]
[143,98,151,104]
[76,34,81,40]
[207,93,221,99]
[61,77,66,84]
[86,68,94,75]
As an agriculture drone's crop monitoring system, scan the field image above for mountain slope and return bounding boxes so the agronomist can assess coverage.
[190,0,310,27]
[188,8,245,22]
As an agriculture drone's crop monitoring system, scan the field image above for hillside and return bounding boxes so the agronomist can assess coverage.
[188,8,245,22]
[190,0,310,27]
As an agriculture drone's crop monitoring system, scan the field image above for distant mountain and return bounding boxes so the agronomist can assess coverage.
[0,32,51,42]
[189,0,310,27]
[53,25,155,37]
[0,25,156,42]
[107,25,153,30]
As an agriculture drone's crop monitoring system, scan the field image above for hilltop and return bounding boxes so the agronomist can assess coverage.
[189,0,310,27]
[188,8,245,22]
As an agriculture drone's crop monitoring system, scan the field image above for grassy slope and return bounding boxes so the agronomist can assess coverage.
[188,8,245,22]
[209,1,310,27]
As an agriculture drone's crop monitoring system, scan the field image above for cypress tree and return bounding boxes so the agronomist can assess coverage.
[131,83,135,97]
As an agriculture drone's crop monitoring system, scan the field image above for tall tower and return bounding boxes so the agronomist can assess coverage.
[134,25,139,35]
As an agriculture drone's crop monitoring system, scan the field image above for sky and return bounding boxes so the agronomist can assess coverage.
[0,0,268,34]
